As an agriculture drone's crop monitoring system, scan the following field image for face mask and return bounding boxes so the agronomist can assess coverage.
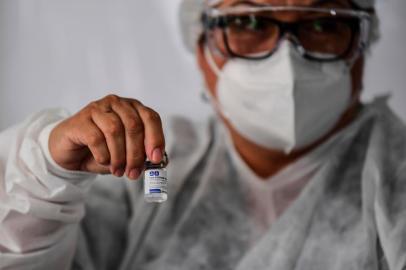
[204,42,352,153]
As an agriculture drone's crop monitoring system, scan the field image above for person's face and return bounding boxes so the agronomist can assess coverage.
[196,0,364,101]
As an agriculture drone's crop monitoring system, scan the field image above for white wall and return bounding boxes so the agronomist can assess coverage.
[0,0,405,130]
[362,0,406,119]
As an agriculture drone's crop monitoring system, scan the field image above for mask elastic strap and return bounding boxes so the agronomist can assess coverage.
[347,50,364,108]
[346,52,360,68]
[204,45,222,77]
[348,86,363,110]
[202,45,232,119]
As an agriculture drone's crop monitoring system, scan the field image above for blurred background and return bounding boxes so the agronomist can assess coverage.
[0,0,405,130]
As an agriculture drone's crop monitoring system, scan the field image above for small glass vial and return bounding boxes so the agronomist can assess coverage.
[144,152,169,203]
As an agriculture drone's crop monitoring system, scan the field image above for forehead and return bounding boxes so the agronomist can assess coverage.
[219,0,351,8]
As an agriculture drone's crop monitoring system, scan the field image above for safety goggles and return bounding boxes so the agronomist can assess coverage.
[202,3,372,62]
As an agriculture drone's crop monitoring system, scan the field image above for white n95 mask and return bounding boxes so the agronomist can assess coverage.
[204,42,352,153]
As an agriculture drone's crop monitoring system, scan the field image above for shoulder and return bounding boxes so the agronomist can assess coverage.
[162,115,219,183]
[163,114,216,160]
[162,114,219,185]
[369,97,406,170]
[364,97,406,268]
[363,97,406,193]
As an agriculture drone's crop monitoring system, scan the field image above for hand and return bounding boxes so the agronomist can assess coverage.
[48,95,165,180]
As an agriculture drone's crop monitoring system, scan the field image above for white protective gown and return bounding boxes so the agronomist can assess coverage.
[1,97,406,270]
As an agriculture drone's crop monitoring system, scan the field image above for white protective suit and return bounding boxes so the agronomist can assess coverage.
[1,97,406,270]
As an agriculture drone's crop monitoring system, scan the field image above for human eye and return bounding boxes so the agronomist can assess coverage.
[307,18,341,34]
[228,15,267,32]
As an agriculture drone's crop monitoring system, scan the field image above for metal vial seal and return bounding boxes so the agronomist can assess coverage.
[144,152,169,203]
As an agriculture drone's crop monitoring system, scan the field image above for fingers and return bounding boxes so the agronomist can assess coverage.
[78,95,165,179]
[111,101,146,179]
[91,107,126,177]
[77,119,111,172]
[130,100,165,164]
[81,155,111,174]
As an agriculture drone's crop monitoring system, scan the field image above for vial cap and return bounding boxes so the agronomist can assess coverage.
[145,151,169,167]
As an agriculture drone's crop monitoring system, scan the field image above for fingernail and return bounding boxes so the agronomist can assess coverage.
[114,168,125,177]
[152,148,163,163]
[129,168,140,180]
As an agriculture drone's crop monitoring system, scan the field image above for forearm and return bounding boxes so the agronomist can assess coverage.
[0,109,96,269]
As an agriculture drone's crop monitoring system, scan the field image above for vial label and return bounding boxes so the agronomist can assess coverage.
[144,169,167,195]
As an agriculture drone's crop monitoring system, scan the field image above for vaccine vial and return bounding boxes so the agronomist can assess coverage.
[144,152,169,203]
